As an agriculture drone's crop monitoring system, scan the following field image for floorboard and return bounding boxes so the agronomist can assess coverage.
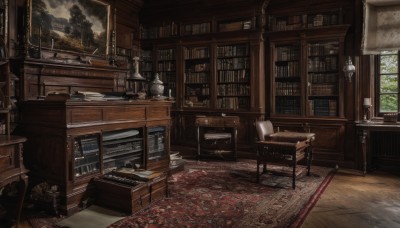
[302,168,400,228]
[3,168,400,227]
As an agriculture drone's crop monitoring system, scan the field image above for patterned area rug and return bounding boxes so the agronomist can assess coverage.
[28,159,334,228]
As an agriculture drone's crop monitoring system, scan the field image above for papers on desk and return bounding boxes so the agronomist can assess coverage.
[74,91,105,101]
[114,168,162,181]
[70,91,125,101]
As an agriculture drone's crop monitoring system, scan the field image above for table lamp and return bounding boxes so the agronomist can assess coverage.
[363,98,372,122]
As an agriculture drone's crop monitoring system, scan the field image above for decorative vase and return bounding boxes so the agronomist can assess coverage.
[150,73,164,97]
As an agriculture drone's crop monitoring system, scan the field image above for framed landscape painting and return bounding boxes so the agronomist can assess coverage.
[29,0,110,57]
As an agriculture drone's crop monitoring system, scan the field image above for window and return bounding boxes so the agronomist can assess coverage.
[376,51,400,115]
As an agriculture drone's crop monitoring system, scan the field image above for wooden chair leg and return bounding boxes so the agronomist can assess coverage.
[256,159,260,183]
[262,162,267,174]
[292,163,296,189]
[307,146,313,176]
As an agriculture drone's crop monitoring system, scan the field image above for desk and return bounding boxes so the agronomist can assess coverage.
[195,116,239,160]
[356,121,400,175]
[0,135,28,226]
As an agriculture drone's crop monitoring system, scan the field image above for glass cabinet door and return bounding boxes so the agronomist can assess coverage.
[102,128,144,173]
[306,41,339,117]
[183,46,211,108]
[273,44,301,115]
[73,134,101,178]
[156,48,176,98]
[147,126,167,161]
[216,44,250,110]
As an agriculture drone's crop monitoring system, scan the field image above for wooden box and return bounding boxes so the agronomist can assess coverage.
[94,175,168,214]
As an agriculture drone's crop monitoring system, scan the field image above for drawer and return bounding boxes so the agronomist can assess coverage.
[131,192,151,214]
[146,106,169,119]
[152,186,167,203]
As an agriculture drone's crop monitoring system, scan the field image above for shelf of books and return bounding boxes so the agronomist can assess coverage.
[140,49,153,81]
[216,44,250,110]
[307,41,339,117]
[141,22,178,39]
[102,129,144,174]
[183,46,211,108]
[181,22,211,36]
[273,44,301,115]
[73,134,101,178]
[218,18,253,32]
[147,126,167,161]
[268,9,342,32]
[156,48,176,97]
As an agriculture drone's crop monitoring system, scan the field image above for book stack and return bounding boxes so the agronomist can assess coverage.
[115,168,162,182]
[72,91,105,101]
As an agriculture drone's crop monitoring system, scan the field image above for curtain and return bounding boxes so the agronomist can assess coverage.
[362,0,400,55]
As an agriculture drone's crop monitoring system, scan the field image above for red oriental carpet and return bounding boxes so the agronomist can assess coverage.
[27,159,335,228]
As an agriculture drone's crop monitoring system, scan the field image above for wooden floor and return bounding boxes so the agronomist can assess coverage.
[302,168,400,228]
[2,168,400,227]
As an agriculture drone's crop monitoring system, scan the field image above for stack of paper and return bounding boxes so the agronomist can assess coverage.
[74,91,105,101]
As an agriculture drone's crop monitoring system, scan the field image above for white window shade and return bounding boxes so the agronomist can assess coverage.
[362,0,400,55]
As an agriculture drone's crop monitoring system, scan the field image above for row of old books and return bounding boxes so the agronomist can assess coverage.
[217,97,249,110]
[310,84,337,96]
[309,99,337,116]
[181,22,211,35]
[275,61,299,78]
[217,45,248,57]
[217,84,250,96]
[275,97,301,115]
[276,46,300,61]
[217,58,249,70]
[184,47,210,59]
[275,82,301,96]
[308,57,337,72]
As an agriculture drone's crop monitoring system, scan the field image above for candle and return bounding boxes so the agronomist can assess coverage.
[363,98,371,106]
[51,38,54,50]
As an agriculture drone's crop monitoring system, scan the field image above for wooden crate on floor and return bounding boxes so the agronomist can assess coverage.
[93,175,168,214]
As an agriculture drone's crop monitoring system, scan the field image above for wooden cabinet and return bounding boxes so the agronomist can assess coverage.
[137,0,267,158]
[0,0,10,135]
[268,9,343,32]
[156,47,177,97]
[268,23,350,166]
[269,26,348,118]
[216,43,250,110]
[0,0,6,39]
[140,36,265,157]
[94,174,168,214]
[10,59,129,101]
[270,118,345,167]
[0,57,10,135]
[183,45,211,108]
[17,100,172,215]
[0,135,28,226]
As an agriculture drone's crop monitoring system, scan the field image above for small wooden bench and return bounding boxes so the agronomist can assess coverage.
[195,115,240,160]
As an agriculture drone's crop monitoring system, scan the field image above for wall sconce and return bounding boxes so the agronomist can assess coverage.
[342,56,355,82]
